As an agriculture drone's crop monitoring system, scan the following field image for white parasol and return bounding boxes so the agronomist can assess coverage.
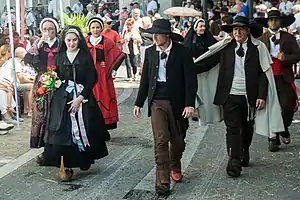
[164,7,202,17]
[6,0,20,127]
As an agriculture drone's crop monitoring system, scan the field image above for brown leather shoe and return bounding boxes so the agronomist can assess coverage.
[171,171,183,182]
[155,170,170,196]
[36,153,44,166]
[155,183,170,196]
[59,169,73,182]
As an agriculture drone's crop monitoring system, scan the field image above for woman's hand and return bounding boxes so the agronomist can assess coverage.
[68,95,84,113]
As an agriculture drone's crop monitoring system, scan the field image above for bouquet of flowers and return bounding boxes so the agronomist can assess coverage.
[36,65,62,104]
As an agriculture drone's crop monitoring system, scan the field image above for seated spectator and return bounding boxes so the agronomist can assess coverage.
[0,45,19,124]
[14,47,35,117]
[13,32,26,50]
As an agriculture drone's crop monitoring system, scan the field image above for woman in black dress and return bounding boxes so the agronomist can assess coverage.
[184,18,217,121]
[42,26,109,181]
[24,18,60,165]
[184,18,217,60]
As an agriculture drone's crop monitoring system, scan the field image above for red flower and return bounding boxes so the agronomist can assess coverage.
[47,65,56,71]
[36,86,48,96]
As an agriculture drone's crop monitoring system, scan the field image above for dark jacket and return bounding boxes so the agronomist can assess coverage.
[135,42,197,118]
[195,38,268,107]
[260,30,300,83]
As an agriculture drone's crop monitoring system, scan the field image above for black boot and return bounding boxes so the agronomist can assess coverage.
[241,149,250,167]
[104,132,111,142]
[280,130,291,145]
[268,136,280,152]
[226,148,242,177]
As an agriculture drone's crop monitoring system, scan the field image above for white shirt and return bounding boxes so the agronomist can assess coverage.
[268,28,280,58]
[72,3,83,14]
[47,37,57,48]
[265,1,272,9]
[156,41,173,82]
[1,58,22,84]
[230,40,248,95]
[290,12,300,32]
[48,0,53,14]
[279,1,293,15]
[147,0,158,13]
[25,11,35,27]
[67,49,80,64]
[90,35,103,46]
[122,17,143,34]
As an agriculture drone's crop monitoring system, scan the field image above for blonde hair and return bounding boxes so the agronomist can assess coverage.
[125,18,135,26]
[142,16,152,28]
[0,45,9,58]
[14,47,27,59]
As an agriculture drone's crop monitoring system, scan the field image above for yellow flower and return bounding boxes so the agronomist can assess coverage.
[43,80,52,86]
[54,80,62,88]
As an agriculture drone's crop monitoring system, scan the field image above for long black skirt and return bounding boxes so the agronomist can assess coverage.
[42,87,109,168]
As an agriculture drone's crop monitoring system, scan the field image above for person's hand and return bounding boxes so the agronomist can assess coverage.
[256,99,266,110]
[182,106,194,118]
[120,38,125,44]
[277,52,285,61]
[294,100,299,113]
[37,33,49,48]
[68,95,84,113]
[133,106,141,118]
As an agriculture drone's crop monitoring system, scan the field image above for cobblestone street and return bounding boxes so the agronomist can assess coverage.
[0,68,300,200]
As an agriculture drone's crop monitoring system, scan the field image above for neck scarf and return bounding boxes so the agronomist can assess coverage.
[43,38,59,67]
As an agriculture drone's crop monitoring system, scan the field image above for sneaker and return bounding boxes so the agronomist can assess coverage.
[0,130,9,135]
[4,118,18,125]
[0,121,14,130]
[12,115,24,122]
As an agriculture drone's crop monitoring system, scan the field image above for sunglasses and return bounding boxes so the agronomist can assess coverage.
[106,21,112,25]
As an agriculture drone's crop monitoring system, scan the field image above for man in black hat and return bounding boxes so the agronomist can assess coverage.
[195,16,274,178]
[133,19,197,195]
[211,7,234,36]
[256,8,300,152]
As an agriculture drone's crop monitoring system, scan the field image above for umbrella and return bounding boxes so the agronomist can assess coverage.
[164,7,202,17]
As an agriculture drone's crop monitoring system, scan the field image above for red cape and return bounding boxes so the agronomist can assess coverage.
[86,36,125,127]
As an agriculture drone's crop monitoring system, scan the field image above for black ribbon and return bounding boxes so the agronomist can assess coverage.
[236,44,245,57]
[271,34,280,45]
[161,52,167,60]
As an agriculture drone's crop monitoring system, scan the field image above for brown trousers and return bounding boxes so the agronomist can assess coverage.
[150,100,187,185]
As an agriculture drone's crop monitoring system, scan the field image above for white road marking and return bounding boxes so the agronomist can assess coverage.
[0,159,13,164]
[0,149,43,179]
[134,125,208,191]
[0,87,134,179]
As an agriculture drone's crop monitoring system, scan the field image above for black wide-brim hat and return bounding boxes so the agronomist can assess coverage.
[221,16,263,38]
[139,19,184,42]
[255,9,295,28]
[215,6,236,16]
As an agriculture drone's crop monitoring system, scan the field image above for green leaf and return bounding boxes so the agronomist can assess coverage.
[62,13,91,36]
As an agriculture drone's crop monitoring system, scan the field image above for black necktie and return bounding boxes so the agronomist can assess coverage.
[236,44,244,57]
[271,34,280,45]
[161,52,167,60]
